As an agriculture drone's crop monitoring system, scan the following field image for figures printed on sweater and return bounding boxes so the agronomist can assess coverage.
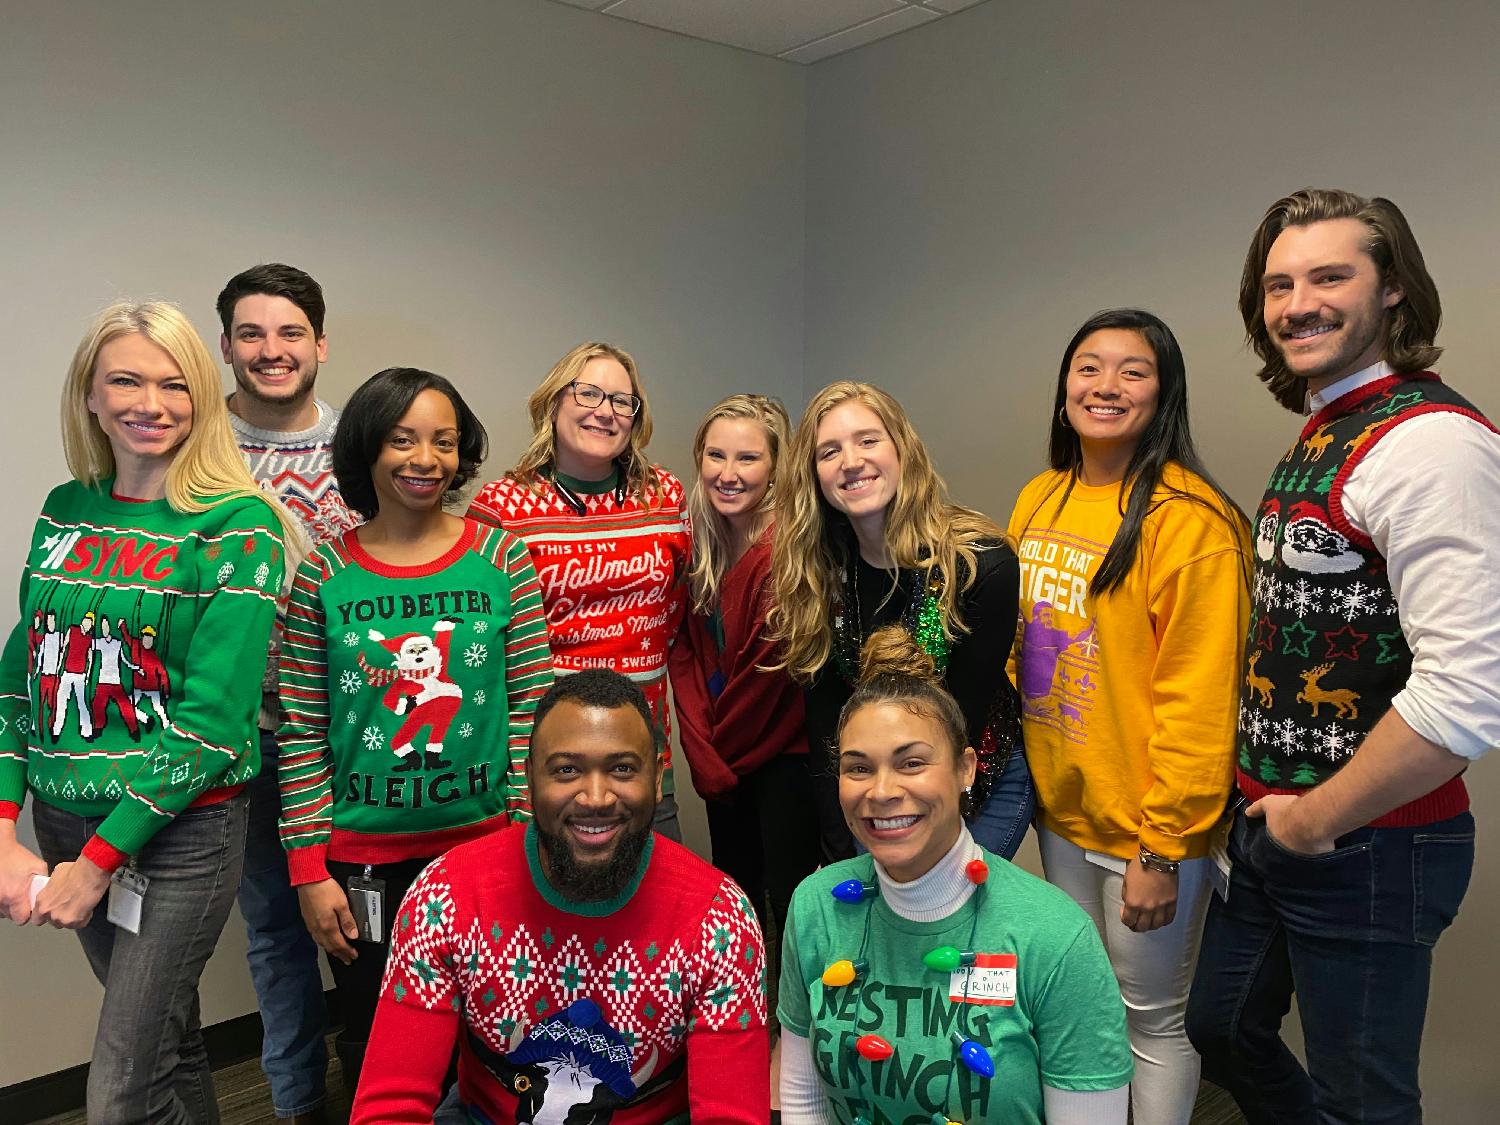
[53,611,97,740]
[22,606,172,742]
[464,998,649,1125]
[34,612,62,733]
[357,617,464,772]
[126,623,171,729]
[90,617,139,739]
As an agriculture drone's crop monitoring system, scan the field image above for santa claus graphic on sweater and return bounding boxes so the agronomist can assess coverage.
[357,616,464,772]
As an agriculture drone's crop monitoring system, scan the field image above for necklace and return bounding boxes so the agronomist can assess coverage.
[822,860,995,1125]
[832,553,949,683]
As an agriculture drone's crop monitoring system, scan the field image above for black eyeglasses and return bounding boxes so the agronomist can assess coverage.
[568,381,642,418]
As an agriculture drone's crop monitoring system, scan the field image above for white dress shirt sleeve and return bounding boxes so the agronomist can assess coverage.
[1340,411,1500,759]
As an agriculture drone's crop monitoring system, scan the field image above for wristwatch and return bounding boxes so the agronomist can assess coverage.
[1137,847,1180,875]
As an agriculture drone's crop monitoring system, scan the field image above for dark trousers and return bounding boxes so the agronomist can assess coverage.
[1186,803,1474,1125]
[238,731,328,1116]
[706,754,821,951]
[325,855,434,1093]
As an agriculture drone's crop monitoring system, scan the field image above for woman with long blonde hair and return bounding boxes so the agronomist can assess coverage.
[468,342,690,838]
[0,301,292,1121]
[668,394,818,947]
[771,381,1032,861]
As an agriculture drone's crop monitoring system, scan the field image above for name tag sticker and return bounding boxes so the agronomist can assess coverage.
[949,952,1017,1006]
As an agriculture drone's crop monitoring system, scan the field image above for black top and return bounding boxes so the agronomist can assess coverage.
[804,538,1022,854]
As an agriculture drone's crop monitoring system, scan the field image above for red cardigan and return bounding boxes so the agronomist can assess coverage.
[668,532,807,800]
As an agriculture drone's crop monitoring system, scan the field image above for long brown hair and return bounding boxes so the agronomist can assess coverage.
[769,381,1004,683]
[1240,188,1442,412]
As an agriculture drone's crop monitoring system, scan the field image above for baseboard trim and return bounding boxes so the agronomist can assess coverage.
[1,990,338,1124]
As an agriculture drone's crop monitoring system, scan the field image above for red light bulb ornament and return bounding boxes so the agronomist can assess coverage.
[965,858,989,885]
[855,1034,893,1061]
[821,958,868,987]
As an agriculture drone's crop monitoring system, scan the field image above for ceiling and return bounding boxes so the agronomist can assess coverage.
[549,0,990,64]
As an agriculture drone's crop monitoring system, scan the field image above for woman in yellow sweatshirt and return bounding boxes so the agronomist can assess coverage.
[1007,308,1249,1125]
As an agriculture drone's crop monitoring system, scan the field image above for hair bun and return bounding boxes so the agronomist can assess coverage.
[858,624,938,684]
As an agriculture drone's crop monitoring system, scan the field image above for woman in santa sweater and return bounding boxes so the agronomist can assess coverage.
[1007,309,1249,1125]
[770,381,1033,864]
[468,341,690,840]
[668,394,817,950]
[277,367,553,1087]
[0,301,295,1122]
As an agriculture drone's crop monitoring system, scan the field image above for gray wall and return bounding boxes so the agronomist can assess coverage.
[0,0,803,1086]
[4,0,1497,1115]
[804,1,1500,1120]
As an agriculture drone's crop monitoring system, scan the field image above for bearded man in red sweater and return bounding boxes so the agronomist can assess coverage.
[352,668,769,1124]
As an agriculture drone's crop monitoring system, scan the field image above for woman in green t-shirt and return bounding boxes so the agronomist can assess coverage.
[778,626,1132,1124]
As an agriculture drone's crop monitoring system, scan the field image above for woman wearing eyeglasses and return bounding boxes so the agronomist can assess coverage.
[468,343,690,838]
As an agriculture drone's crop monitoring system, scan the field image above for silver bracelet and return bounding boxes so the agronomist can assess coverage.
[1137,847,1180,875]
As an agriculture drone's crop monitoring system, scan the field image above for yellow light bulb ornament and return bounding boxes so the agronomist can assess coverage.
[821,958,868,987]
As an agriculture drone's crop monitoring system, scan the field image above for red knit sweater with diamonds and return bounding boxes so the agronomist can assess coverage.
[351,823,768,1125]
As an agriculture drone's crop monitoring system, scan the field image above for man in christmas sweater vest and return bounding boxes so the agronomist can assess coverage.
[1186,188,1500,1123]
[219,263,361,1125]
[350,669,769,1125]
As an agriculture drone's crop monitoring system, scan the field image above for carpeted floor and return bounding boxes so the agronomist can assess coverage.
[34,1040,1247,1125]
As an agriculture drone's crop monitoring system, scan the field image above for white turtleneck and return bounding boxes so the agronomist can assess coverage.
[779,827,1129,1125]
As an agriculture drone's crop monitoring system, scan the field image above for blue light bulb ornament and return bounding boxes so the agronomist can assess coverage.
[831,879,877,904]
[922,945,977,973]
[952,1031,994,1079]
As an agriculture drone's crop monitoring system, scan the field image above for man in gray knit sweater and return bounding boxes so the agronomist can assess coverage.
[219,263,360,1125]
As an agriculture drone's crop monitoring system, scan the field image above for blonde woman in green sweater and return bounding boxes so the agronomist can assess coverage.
[0,301,294,1123]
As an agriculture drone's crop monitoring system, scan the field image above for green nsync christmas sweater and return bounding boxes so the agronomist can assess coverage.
[0,481,284,868]
[277,519,553,885]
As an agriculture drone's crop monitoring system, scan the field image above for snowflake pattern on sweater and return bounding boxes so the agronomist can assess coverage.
[371,825,767,1124]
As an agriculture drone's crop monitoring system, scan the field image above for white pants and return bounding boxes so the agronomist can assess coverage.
[54,670,92,737]
[1038,827,1212,1125]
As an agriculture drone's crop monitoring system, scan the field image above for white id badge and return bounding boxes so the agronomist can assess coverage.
[347,875,385,944]
[107,867,149,934]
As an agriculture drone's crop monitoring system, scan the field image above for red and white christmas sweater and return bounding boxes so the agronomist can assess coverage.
[352,823,768,1125]
[467,468,690,797]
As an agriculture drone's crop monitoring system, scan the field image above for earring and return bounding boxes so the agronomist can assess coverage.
[1057,407,1071,429]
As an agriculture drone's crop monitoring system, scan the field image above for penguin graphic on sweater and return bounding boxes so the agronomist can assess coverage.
[357,616,464,771]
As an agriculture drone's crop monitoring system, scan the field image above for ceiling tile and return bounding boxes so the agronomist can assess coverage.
[602,0,903,57]
[918,0,990,12]
[779,4,939,64]
[551,0,614,9]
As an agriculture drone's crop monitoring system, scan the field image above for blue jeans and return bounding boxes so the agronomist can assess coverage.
[239,730,328,1116]
[32,793,248,1125]
[967,740,1035,860]
[1186,803,1474,1125]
